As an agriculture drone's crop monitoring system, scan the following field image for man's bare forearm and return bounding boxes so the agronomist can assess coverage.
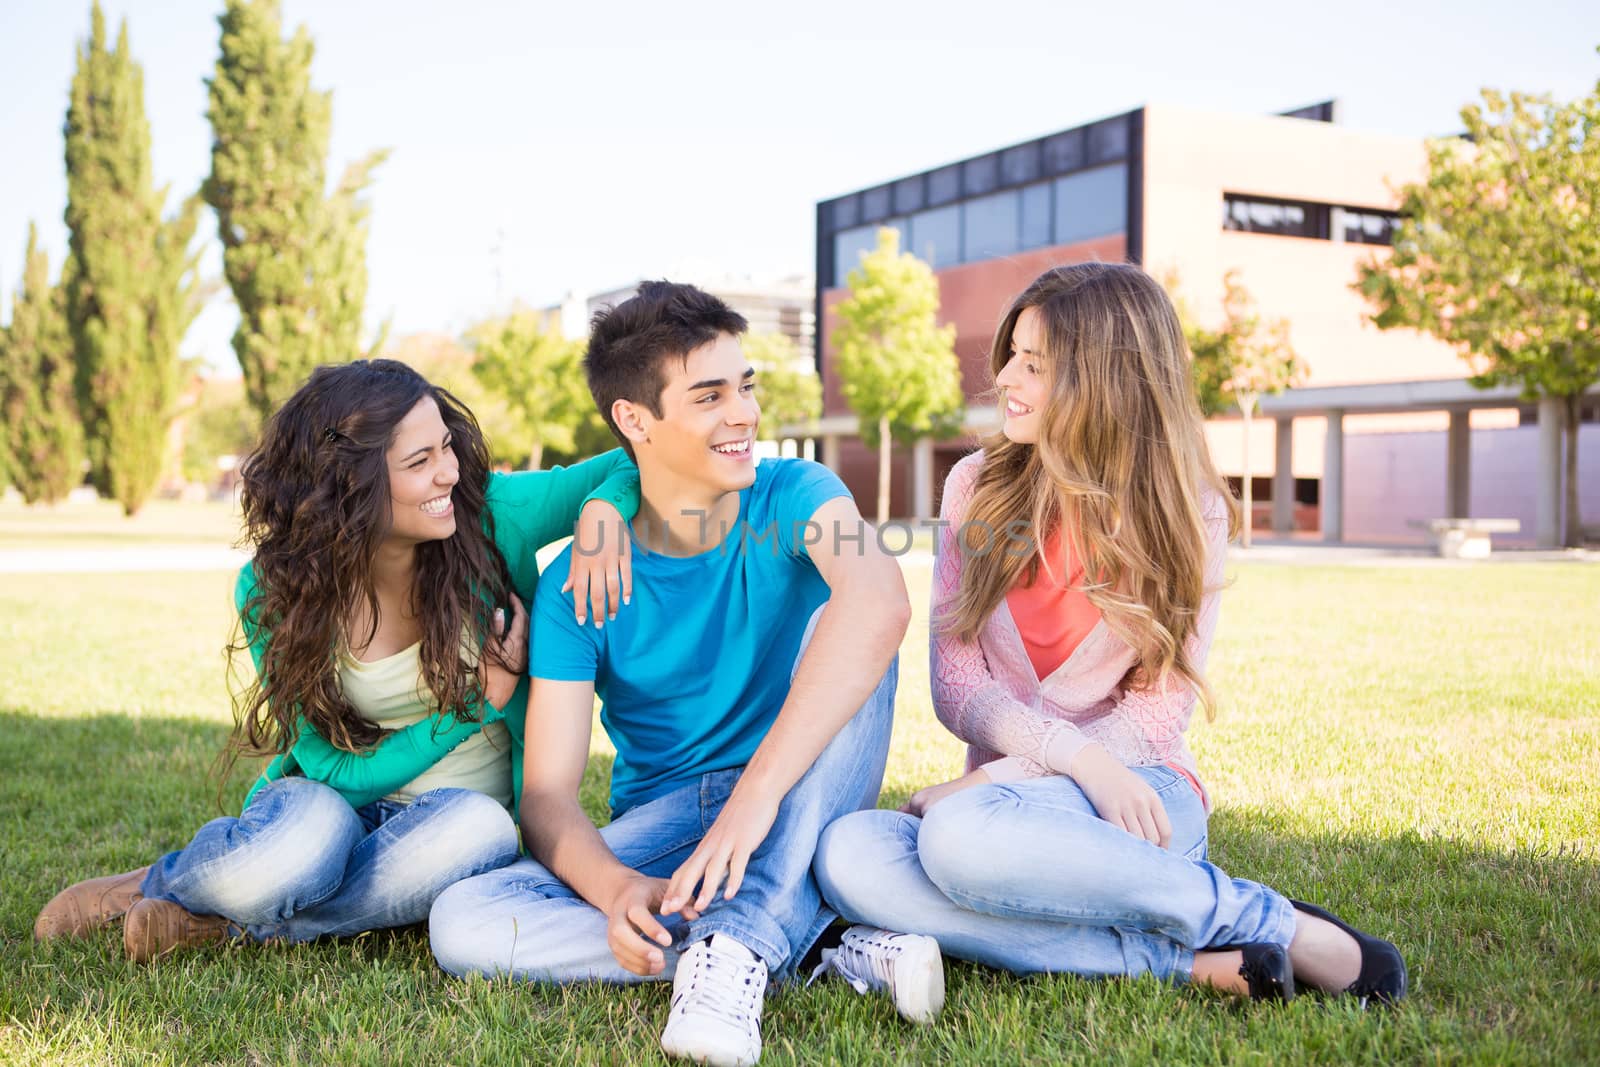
[734,583,909,801]
[521,791,640,908]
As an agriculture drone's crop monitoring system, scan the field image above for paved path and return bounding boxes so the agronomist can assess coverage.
[0,546,250,575]
[1,541,1592,576]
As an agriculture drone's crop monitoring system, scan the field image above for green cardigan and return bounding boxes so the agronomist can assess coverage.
[240,449,639,811]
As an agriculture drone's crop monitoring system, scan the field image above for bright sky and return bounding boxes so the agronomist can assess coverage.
[3,0,1598,372]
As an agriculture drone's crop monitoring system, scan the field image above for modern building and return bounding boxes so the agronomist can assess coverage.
[547,272,816,357]
[807,101,1599,546]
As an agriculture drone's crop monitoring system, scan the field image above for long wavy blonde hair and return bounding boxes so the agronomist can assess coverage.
[944,262,1240,716]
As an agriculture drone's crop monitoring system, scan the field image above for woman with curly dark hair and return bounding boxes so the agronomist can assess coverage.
[34,359,639,962]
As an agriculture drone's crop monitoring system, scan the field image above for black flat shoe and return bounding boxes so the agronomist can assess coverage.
[1238,942,1296,1002]
[1291,900,1408,1007]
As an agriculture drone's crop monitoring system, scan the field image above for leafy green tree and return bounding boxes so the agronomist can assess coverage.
[468,311,592,470]
[0,224,85,503]
[386,331,532,469]
[742,331,822,441]
[63,2,203,516]
[1357,77,1600,547]
[1175,270,1304,547]
[205,0,388,421]
[833,227,963,523]
[179,375,258,487]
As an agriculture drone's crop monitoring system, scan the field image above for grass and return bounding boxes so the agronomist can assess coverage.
[0,496,243,552]
[1,526,1598,1064]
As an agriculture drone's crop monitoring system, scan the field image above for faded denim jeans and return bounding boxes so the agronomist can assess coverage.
[140,778,520,942]
[428,612,898,983]
[813,767,1297,981]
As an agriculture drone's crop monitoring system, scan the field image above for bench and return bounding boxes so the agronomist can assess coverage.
[1407,518,1521,559]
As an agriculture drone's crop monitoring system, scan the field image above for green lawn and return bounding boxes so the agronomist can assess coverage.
[1,552,1597,1065]
[0,496,243,552]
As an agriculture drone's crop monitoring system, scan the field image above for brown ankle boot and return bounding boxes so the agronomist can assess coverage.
[34,866,151,941]
[123,898,232,963]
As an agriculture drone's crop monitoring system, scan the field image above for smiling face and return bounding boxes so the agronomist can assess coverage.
[994,305,1053,446]
[384,396,461,545]
[624,331,760,495]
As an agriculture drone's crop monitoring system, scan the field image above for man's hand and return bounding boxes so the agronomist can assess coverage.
[661,789,781,915]
[1067,744,1172,849]
[606,874,699,976]
[564,499,632,627]
[901,767,991,817]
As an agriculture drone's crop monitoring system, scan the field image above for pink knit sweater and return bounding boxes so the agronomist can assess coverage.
[930,451,1230,810]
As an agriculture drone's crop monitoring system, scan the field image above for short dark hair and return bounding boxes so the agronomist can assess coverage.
[584,280,748,452]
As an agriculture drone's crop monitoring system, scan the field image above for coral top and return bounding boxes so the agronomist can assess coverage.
[1004,526,1102,681]
[931,451,1226,810]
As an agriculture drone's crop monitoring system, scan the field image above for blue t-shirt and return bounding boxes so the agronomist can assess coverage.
[531,458,851,816]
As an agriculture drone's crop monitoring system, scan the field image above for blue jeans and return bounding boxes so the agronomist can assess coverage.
[429,626,897,983]
[140,778,520,942]
[813,767,1296,981]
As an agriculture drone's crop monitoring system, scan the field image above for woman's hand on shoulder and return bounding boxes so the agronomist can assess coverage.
[564,500,633,628]
[901,767,991,817]
[481,596,528,711]
[1066,743,1172,849]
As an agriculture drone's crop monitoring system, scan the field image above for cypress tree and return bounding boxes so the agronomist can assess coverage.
[206,0,388,421]
[63,2,202,515]
[0,224,86,504]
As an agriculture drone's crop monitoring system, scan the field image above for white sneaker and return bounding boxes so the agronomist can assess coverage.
[659,934,767,1067]
[808,925,945,1024]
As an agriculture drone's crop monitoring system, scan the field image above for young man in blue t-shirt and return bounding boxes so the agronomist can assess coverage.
[430,282,942,1065]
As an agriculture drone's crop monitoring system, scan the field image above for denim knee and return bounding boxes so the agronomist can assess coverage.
[814,809,905,920]
[202,777,363,922]
[429,858,563,978]
[915,785,1007,901]
[405,788,520,877]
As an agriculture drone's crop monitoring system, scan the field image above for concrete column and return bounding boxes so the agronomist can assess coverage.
[1272,416,1295,535]
[802,437,816,463]
[1446,410,1471,518]
[912,437,935,521]
[820,434,841,473]
[1322,409,1345,542]
[1536,396,1563,547]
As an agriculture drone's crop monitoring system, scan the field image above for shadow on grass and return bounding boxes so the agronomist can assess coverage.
[3,712,1598,1065]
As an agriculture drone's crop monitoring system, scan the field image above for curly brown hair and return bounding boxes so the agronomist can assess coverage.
[224,359,513,773]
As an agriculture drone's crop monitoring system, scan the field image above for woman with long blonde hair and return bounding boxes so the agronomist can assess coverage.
[814,263,1405,1006]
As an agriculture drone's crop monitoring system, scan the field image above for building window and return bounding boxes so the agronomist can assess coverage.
[1341,208,1399,246]
[927,164,962,206]
[861,185,893,223]
[893,176,925,215]
[963,189,1021,260]
[1222,194,1330,239]
[963,154,1000,197]
[827,195,859,232]
[909,205,962,269]
[1044,129,1085,174]
[1053,163,1126,245]
[1002,142,1041,186]
[1087,118,1129,164]
[833,221,904,285]
[1020,182,1052,249]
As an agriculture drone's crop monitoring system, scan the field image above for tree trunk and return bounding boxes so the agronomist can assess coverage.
[877,415,891,526]
[527,442,543,471]
[1239,393,1257,548]
[1563,393,1581,548]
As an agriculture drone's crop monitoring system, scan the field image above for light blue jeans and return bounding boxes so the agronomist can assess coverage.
[813,767,1296,981]
[429,633,897,983]
[140,778,520,942]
